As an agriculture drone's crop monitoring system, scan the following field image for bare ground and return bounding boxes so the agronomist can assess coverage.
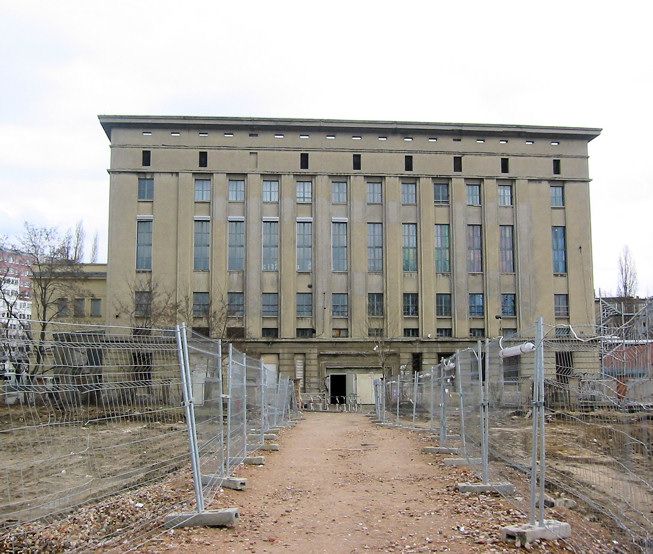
[143,412,623,553]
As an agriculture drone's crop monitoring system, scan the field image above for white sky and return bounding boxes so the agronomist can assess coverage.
[0,1,651,295]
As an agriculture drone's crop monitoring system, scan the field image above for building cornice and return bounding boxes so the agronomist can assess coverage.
[98,114,601,142]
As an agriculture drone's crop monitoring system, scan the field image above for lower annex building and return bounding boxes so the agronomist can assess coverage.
[94,115,600,401]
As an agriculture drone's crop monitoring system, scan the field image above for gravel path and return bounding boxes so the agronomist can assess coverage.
[146,412,620,553]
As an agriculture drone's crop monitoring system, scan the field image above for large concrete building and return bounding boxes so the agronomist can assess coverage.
[98,115,600,399]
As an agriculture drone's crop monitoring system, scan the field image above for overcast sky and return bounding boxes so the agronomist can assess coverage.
[0,1,651,295]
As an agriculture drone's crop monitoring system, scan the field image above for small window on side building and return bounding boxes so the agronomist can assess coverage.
[353,154,361,170]
[453,156,462,172]
[553,159,561,175]
[300,152,309,169]
[142,150,151,167]
[199,151,208,167]
[405,155,413,171]
[501,157,509,173]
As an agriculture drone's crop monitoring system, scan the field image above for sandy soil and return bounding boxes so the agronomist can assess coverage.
[144,412,622,554]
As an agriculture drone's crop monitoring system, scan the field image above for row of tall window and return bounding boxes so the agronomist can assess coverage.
[189,291,570,320]
[140,149,563,176]
[136,177,566,208]
[137,217,567,276]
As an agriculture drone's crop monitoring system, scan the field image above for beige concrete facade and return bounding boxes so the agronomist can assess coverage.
[99,115,600,394]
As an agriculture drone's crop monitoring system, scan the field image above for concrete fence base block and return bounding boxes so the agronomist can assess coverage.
[501,520,571,543]
[456,482,516,495]
[443,457,482,467]
[221,476,248,491]
[260,443,280,452]
[422,446,459,455]
[164,508,239,529]
[244,456,265,465]
[264,433,278,441]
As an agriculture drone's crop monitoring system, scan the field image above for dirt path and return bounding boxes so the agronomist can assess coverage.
[146,413,615,553]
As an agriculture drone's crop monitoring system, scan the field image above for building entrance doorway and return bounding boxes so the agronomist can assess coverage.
[329,374,347,404]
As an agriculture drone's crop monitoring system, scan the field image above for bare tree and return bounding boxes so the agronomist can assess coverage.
[617,246,638,299]
[178,291,230,339]
[90,232,99,263]
[358,311,400,380]
[115,274,179,331]
[5,224,86,374]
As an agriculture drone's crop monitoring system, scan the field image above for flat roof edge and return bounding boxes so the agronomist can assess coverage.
[97,115,601,141]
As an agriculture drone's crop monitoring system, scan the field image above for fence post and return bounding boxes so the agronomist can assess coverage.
[226,343,233,476]
[176,324,205,513]
[242,352,247,457]
[429,366,435,432]
[456,351,466,458]
[260,360,266,440]
[439,363,447,446]
[529,318,544,525]
[395,374,401,425]
[412,370,418,426]
[217,339,225,478]
[536,317,546,526]
[481,339,489,485]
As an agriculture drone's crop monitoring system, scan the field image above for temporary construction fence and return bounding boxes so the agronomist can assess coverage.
[375,318,653,552]
[0,321,299,550]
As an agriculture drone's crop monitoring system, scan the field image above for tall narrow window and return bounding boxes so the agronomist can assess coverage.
[194,220,210,271]
[367,182,382,204]
[469,293,484,317]
[199,151,208,167]
[227,292,244,316]
[74,298,85,317]
[405,155,413,171]
[353,154,361,170]
[193,292,210,317]
[401,182,417,205]
[467,225,483,272]
[453,156,462,172]
[90,298,102,317]
[434,182,449,204]
[138,177,154,201]
[262,293,279,317]
[552,226,567,273]
[403,293,418,316]
[553,159,561,175]
[402,223,417,272]
[436,293,452,317]
[300,152,309,169]
[498,182,513,206]
[368,293,384,316]
[466,182,481,205]
[142,150,151,167]
[296,181,312,203]
[332,222,348,271]
[296,221,312,272]
[435,224,450,273]
[332,293,348,317]
[499,225,515,273]
[501,293,516,317]
[228,179,245,202]
[296,293,313,317]
[134,291,151,317]
[136,220,152,270]
[554,294,569,317]
[262,180,279,203]
[551,185,565,207]
[367,223,383,272]
[332,181,347,204]
[262,221,279,271]
[501,157,509,173]
[228,220,245,270]
[194,178,211,202]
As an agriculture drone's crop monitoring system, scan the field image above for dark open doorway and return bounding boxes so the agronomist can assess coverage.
[330,374,347,404]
